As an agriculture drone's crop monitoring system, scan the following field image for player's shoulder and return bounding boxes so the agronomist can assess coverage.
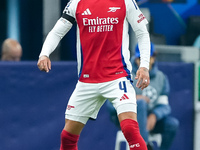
[63,0,81,17]
[124,0,137,7]
[64,0,80,8]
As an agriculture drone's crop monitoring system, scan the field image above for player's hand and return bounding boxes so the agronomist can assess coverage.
[37,56,51,73]
[135,67,150,90]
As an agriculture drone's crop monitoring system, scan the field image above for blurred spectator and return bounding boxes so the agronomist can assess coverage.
[1,38,22,61]
[194,35,200,101]
[193,35,200,49]
[106,42,179,150]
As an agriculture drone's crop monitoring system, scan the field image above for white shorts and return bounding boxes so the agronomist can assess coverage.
[65,77,137,124]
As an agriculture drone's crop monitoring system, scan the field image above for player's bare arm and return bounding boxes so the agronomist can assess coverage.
[135,67,150,90]
[37,55,51,73]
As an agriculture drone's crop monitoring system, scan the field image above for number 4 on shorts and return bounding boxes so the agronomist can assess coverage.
[119,81,127,93]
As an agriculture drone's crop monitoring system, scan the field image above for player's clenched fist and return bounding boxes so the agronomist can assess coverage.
[37,56,51,73]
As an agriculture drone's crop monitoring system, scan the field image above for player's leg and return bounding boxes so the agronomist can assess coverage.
[102,77,147,150]
[60,119,85,150]
[60,81,106,150]
[64,119,85,135]
[118,112,147,150]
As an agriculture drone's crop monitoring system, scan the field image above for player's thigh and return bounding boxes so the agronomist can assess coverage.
[104,77,137,117]
[65,81,105,124]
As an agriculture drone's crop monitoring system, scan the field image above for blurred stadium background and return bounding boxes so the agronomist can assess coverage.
[0,0,200,150]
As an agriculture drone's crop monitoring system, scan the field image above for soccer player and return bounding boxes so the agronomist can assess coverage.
[107,43,179,150]
[133,43,179,150]
[37,0,150,149]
